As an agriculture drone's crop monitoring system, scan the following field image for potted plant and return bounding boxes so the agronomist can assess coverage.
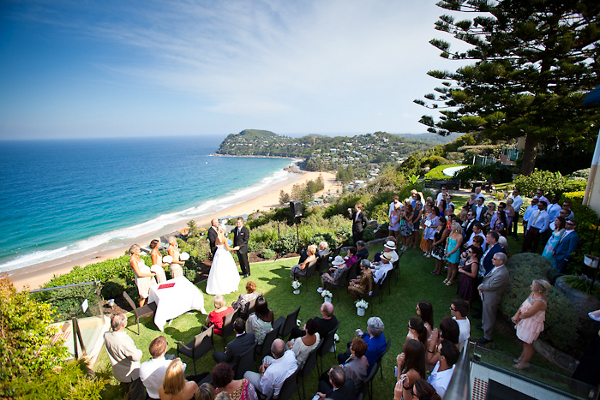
[321,289,333,303]
[355,299,369,316]
[292,280,302,295]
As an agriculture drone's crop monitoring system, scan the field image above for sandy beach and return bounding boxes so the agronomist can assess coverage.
[10,171,339,291]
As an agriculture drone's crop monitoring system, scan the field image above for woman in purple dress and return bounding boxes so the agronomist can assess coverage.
[457,246,481,304]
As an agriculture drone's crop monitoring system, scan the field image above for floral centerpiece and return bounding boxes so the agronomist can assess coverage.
[355,299,369,316]
[321,289,333,303]
[292,280,302,294]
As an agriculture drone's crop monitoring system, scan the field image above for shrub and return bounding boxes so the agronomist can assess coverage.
[569,168,590,180]
[269,234,300,255]
[513,169,568,198]
[455,163,513,185]
[560,191,598,270]
[564,178,587,193]
[362,225,376,242]
[422,155,451,169]
[423,164,462,180]
[500,253,579,351]
[260,248,276,259]
[0,278,71,396]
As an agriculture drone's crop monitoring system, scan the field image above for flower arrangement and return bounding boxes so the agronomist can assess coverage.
[321,290,333,299]
[162,255,173,264]
[292,281,302,290]
[355,299,369,309]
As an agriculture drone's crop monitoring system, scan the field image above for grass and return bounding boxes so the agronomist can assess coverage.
[95,194,569,399]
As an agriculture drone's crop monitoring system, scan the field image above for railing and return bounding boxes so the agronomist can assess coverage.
[31,281,104,359]
[445,343,471,400]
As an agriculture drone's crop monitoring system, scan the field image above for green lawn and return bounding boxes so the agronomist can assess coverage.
[96,194,567,399]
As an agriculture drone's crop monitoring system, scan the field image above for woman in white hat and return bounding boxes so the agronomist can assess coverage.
[318,255,348,292]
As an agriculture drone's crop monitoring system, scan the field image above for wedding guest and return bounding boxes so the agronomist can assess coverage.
[287,318,320,368]
[457,246,481,304]
[396,339,427,399]
[212,363,257,400]
[511,279,550,369]
[481,202,496,232]
[348,260,374,300]
[504,199,515,236]
[416,301,435,338]
[533,189,550,205]
[150,239,167,284]
[389,195,402,217]
[423,207,441,258]
[243,339,297,399]
[315,365,356,400]
[231,281,261,314]
[319,255,349,292]
[206,295,234,336]
[498,236,511,258]
[509,188,523,240]
[291,245,317,279]
[490,203,508,236]
[426,340,459,398]
[355,240,369,260]
[550,209,571,230]
[521,200,550,253]
[450,299,471,351]
[245,296,274,345]
[212,318,255,367]
[398,379,442,400]
[562,200,575,219]
[411,201,424,249]
[465,223,486,252]
[478,253,510,344]
[159,358,198,400]
[340,337,369,382]
[338,317,386,374]
[471,197,487,222]
[406,317,428,348]
[400,204,414,251]
[431,217,449,276]
[129,244,157,307]
[462,210,476,242]
[168,236,185,278]
[344,247,358,268]
[373,240,399,264]
[521,197,539,232]
[553,219,580,273]
[195,383,216,400]
[443,222,463,286]
[140,336,174,399]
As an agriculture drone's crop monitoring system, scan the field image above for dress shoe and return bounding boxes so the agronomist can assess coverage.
[475,324,483,330]
[478,337,492,344]
[243,273,250,278]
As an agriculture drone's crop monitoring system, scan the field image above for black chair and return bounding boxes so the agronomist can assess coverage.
[323,267,350,304]
[267,369,299,400]
[297,343,320,400]
[392,259,400,284]
[317,321,341,375]
[279,306,301,340]
[347,259,361,281]
[219,308,241,346]
[246,296,259,316]
[122,291,157,335]
[360,360,379,400]
[355,281,381,314]
[257,318,284,360]
[379,270,392,297]
[317,251,331,273]
[234,342,257,379]
[376,338,392,379]
[293,259,317,292]
[176,325,215,375]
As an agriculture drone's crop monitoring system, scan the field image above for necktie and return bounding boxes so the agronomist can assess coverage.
[532,211,541,225]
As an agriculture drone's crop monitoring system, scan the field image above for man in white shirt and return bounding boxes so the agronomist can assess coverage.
[521,200,550,253]
[373,241,398,266]
[471,197,487,222]
[509,188,523,240]
[427,340,460,398]
[373,252,393,283]
[450,299,471,351]
[140,336,176,399]
[474,186,486,202]
[435,186,448,206]
[104,314,145,400]
[550,208,571,230]
[466,223,486,252]
[533,189,550,206]
[389,195,402,218]
[562,200,575,220]
[244,339,298,399]
[521,197,539,232]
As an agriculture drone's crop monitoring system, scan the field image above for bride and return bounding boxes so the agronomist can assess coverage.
[206,225,241,295]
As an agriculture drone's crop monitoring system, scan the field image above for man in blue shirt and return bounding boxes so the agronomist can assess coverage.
[521,200,550,253]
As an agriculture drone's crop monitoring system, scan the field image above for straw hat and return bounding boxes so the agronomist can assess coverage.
[381,252,393,262]
[384,241,396,250]
[332,256,345,266]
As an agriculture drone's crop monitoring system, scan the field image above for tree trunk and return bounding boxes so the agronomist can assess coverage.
[520,135,539,175]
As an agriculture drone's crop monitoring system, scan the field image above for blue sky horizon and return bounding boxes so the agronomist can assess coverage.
[0,0,469,140]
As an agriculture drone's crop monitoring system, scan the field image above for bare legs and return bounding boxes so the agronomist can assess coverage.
[514,341,535,368]
[444,262,458,285]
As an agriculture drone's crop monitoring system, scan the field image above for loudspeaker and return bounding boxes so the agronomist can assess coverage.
[290,201,302,218]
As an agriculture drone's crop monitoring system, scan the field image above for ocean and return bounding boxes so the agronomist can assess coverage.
[0,136,293,273]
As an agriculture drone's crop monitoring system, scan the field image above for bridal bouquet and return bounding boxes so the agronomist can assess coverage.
[292,281,302,290]
[355,299,369,309]
[320,290,333,299]
[162,255,173,264]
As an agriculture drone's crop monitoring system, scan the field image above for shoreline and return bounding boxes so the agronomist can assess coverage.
[10,171,340,291]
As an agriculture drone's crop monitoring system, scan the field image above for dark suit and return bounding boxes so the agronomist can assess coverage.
[480,243,504,276]
[356,248,369,260]
[553,231,579,273]
[351,211,368,245]
[234,225,250,276]
[478,264,509,340]
[463,219,476,243]
[317,379,356,400]
[471,204,488,222]
[212,331,255,368]
[208,227,218,258]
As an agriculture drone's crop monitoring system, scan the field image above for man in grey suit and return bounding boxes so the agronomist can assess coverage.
[478,253,510,344]
[212,318,255,369]
[104,314,146,400]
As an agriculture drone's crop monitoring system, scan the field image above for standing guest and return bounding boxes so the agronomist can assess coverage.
[104,314,145,400]
[287,319,320,368]
[291,245,317,279]
[562,200,575,219]
[498,236,511,258]
[521,197,539,233]
[521,200,550,253]
[457,246,481,304]
[355,240,369,260]
[550,209,571,230]
[129,244,157,307]
[388,203,402,241]
[431,217,449,276]
[400,204,414,251]
[471,197,487,222]
[340,337,369,382]
[243,339,297,399]
[338,317,386,374]
[389,195,402,218]
[419,204,432,252]
[479,231,504,277]
[398,379,442,400]
[547,197,562,221]
[542,217,566,262]
[411,201,424,249]
[416,301,435,338]
[450,299,471,351]
[426,340,460,398]
[206,295,234,336]
[140,336,174,399]
[553,219,580,273]
[411,190,424,209]
[208,219,219,259]
[511,280,551,369]
[245,296,274,345]
[474,186,485,201]
[349,204,368,245]
[348,260,374,300]
[149,239,167,284]
[406,317,428,348]
[195,383,216,400]
[396,339,427,398]
[462,211,477,242]
[212,363,257,400]
[159,358,198,400]
[424,207,441,258]
[445,195,455,216]
[168,236,185,278]
[443,222,463,286]
[465,223,486,252]
[466,193,477,209]
[509,188,524,240]
[315,366,356,400]
[212,318,255,367]
[231,281,261,313]
[490,205,508,237]
[481,202,496,233]
[435,187,448,210]
[533,189,550,205]
[478,253,510,344]
[504,199,515,236]
[233,217,251,278]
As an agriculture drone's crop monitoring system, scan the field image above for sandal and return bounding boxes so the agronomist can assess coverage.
[442,278,449,284]
[513,362,530,370]
[445,280,454,286]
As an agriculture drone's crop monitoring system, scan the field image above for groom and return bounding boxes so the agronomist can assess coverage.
[234,217,250,278]
[207,218,219,259]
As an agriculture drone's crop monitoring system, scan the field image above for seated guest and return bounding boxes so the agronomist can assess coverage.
[291,245,317,279]
[427,340,459,398]
[195,383,215,400]
[290,302,339,340]
[373,240,399,264]
[347,260,374,300]
[299,241,329,263]
[245,295,274,345]
[340,337,369,382]
[316,365,356,400]
[344,247,358,267]
[338,317,386,374]
[398,379,442,400]
[159,358,198,400]
[244,339,297,399]
[450,299,471,351]
[231,281,261,317]
[318,256,349,292]
[212,363,257,400]
[141,336,175,399]
[355,240,369,260]
[213,318,255,368]
[373,252,394,284]
[287,318,321,368]
[206,295,234,336]
[104,313,145,400]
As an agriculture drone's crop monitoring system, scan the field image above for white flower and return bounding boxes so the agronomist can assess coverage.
[355,299,369,309]
[292,281,302,290]
[321,290,333,298]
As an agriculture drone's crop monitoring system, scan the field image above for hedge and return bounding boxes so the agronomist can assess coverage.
[561,191,598,271]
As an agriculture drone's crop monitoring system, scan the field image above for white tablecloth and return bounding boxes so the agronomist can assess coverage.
[147,276,207,331]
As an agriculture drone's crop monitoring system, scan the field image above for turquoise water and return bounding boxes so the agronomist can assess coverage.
[0,136,292,272]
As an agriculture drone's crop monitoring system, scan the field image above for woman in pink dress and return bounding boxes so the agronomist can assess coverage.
[511,279,550,369]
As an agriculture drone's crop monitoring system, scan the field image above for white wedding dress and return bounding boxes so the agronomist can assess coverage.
[206,244,241,295]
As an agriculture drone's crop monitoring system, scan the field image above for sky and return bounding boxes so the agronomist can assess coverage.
[0,0,470,140]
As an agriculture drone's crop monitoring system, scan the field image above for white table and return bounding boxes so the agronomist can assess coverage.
[147,276,207,331]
